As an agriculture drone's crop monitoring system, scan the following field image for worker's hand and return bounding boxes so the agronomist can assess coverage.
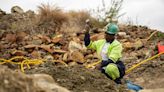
[84,19,92,34]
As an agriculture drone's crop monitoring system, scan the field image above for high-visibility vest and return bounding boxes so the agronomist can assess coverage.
[87,39,122,62]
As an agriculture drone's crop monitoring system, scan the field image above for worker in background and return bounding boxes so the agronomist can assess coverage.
[84,22,125,84]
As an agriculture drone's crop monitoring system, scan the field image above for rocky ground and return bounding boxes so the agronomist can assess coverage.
[25,62,127,92]
[0,6,164,92]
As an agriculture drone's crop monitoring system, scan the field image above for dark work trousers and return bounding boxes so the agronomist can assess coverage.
[100,60,125,84]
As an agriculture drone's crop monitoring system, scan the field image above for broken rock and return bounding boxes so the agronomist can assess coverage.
[11,6,24,14]
[44,55,54,61]
[31,51,41,59]
[63,53,68,61]
[134,39,144,50]
[12,50,26,56]
[5,33,17,43]
[24,44,38,49]
[32,39,42,45]
[0,43,4,50]
[68,62,78,66]
[39,45,53,53]
[0,9,6,17]
[51,34,63,43]
[30,74,70,92]
[68,41,83,52]
[16,31,27,42]
[0,65,37,92]
[123,42,134,50]
[24,45,38,53]
[70,51,85,63]
[37,34,51,43]
[25,10,35,17]
[53,49,67,54]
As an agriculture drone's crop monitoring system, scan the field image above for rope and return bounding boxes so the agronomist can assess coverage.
[125,52,164,74]
[85,52,164,75]
[146,31,158,41]
[1,51,163,74]
[0,56,68,73]
[85,60,101,68]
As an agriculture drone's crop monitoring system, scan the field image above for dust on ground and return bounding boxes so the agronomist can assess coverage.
[25,61,127,92]
[0,5,164,92]
[126,58,164,89]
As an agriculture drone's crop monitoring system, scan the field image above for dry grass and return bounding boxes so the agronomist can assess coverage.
[68,11,91,28]
[37,4,101,34]
[59,11,94,35]
[60,22,81,35]
[38,4,68,32]
[68,10,105,28]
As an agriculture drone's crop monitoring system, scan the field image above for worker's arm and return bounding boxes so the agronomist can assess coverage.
[84,30,98,50]
[84,31,90,46]
[84,19,97,50]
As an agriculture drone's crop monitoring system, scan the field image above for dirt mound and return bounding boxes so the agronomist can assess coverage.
[119,24,164,89]
[25,62,126,92]
[126,58,164,89]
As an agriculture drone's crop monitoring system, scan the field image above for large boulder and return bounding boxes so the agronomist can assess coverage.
[0,9,6,17]
[0,65,37,92]
[68,41,86,53]
[25,10,35,18]
[30,74,70,92]
[0,65,70,92]
[11,6,24,14]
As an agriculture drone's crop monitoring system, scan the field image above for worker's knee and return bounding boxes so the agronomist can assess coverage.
[100,60,125,81]
[105,63,120,80]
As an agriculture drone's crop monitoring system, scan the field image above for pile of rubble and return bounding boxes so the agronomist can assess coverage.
[0,6,99,68]
[25,62,126,92]
[0,6,164,91]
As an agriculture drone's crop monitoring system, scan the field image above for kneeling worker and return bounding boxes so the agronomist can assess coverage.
[84,23,125,84]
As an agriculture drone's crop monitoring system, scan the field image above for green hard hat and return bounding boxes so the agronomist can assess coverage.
[105,63,120,80]
[106,23,119,34]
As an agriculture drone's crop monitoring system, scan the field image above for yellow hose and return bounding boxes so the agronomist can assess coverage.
[1,52,163,74]
[21,60,27,73]
[0,58,8,64]
[85,60,101,68]
[126,52,164,74]
[0,56,68,72]
[9,56,28,61]
[26,63,31,69]
[146,31,158,41]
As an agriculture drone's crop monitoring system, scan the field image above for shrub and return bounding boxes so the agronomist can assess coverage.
[91,0,125,25]
[38,4,68,32]
[68,10,92,29]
